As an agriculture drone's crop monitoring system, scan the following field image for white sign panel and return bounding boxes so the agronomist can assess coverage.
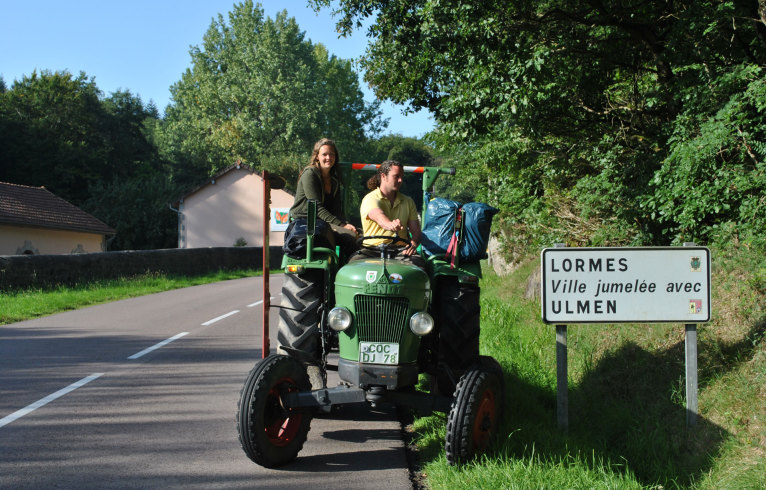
[271,208,290,232]
[541,247,711,324]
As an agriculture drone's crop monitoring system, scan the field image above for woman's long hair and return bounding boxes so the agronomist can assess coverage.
[367,160,401,190]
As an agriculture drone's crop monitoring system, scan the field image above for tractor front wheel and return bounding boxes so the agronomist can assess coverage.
[237,354,313,468]
[445,356,504,465]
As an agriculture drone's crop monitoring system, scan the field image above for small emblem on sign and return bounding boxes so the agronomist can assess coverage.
[366,271,377,283]
[690,257,701,272]
[689,299,702,314]
[389,273,403,284]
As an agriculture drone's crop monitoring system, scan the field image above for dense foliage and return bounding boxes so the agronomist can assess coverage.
[315,0,766,258]
[3,1,764,254]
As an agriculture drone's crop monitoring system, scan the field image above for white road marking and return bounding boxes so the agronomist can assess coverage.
[246,297,277,308]
[201,310,240,325]
[128,332,189,359]
[0,373,104,429]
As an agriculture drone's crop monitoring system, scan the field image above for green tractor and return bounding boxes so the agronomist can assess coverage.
[237,163,504,468]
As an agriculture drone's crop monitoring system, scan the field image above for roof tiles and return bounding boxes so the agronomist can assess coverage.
[0,182,115,235]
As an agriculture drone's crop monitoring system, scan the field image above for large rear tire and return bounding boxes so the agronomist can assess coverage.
[445,356,504,465]
[237,354,313,468]
[434,277,481,395]
[277,271,324,388]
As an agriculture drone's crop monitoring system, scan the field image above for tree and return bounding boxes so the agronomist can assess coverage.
[83,175,178,251]
[101,90,166,180]
[0,70,178,250]
[0,70,108,204]
[162,0,385,188]
[314,0,766,251]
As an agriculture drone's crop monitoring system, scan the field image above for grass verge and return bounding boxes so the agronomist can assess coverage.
[0,269,263,325]
[412,245,765,489]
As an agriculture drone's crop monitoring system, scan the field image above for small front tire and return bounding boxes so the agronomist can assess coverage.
[445,356,504,465]
[237,354,313,468]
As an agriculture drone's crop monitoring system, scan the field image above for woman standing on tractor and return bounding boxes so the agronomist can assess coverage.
[287,138,358,257]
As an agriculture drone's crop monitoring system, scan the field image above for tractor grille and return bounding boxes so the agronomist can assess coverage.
[354,295,410,343]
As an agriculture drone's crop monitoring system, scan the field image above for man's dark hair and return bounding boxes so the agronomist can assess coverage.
[366,160,402,190]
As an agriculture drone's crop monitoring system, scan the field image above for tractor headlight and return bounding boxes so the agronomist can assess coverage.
[328,307,352,332]
[409,312,434,336]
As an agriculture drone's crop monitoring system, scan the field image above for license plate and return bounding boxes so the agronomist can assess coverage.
[359,342,399,365]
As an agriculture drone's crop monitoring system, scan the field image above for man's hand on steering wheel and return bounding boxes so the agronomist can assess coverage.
[401,239,419,257]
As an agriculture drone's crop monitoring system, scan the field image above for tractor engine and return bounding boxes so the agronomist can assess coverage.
[329,256,432,390]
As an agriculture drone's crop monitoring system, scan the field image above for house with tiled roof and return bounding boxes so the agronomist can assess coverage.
[172,163,293,248]
[0,182,115,255]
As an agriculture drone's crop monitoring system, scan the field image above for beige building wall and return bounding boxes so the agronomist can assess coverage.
[0,224,106,255]
[179,168,294,248]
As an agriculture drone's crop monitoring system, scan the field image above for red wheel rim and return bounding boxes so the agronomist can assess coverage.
[264,377,303,447]
[471,389,496,451]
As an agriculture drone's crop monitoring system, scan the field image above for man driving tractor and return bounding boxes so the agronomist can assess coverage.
[353,160,426,268]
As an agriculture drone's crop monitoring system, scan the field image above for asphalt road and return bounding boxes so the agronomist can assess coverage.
[0,276,412,489]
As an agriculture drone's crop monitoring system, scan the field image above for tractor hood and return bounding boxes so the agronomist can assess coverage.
[335,257,430,299]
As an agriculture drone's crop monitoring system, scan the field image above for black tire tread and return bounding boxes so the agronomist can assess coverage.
[277,271,323,360]
[444,356,504,465]
[236,354,313,467]
[433,277,481,394]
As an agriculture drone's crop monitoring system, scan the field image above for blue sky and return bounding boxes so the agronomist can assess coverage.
[0,0,434,138]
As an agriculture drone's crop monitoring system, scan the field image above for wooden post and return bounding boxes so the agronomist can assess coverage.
[262,170,271,359]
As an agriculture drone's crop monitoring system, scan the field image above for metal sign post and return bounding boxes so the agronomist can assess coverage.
[683,242,699,427]
[553,243,569,432]
[685,323,698,426]
[556,323,568,432]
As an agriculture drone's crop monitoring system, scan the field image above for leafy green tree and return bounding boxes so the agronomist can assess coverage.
[101,90,166,180]
[314,0,766,252]
[162,0,384,189]
[0,70,108,204]
[643,64,766,245]
[0,70,178,250]
[83,175,179,251]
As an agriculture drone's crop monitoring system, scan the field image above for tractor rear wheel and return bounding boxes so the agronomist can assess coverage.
[445,356,504,465]
[237,354,313,468]
[434,277,481,395]
[277,271,324,387]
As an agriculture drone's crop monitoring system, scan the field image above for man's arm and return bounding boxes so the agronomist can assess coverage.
[367,207,403,232]
[402,218,421,256]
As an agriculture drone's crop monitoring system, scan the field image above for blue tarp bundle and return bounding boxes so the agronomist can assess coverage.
[421,198,499,262]
[460,202,499,261]
[421,198,460,256]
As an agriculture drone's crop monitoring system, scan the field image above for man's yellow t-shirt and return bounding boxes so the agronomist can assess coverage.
[360,188,419,245]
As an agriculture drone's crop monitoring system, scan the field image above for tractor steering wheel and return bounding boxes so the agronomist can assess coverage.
[357,235,411,255]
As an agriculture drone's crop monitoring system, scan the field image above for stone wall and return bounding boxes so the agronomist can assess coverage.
[0,247,283,290]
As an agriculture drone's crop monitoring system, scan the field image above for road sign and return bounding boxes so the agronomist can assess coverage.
[541,247,711,324]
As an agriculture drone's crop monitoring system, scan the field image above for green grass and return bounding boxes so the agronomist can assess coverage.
[413,247,765,489]
[0,269,264,325]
